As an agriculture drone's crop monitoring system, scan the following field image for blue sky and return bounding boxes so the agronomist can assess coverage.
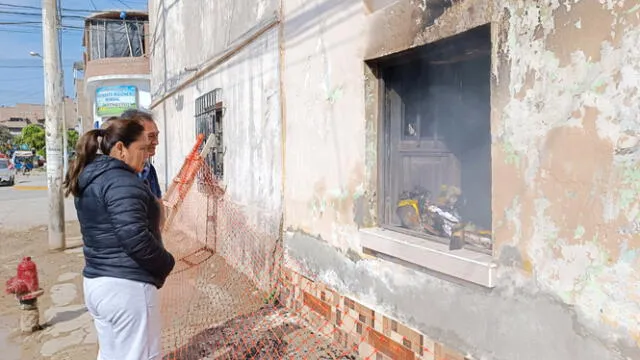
[0,0,148,106]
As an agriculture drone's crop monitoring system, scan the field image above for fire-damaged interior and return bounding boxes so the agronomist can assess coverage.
[378,24,492,252]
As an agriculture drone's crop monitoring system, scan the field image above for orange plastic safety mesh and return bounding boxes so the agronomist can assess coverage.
[159,143,392,360]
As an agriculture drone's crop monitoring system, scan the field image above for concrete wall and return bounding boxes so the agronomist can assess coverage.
[282,1,640,360]
[84,57,150,80]
[149,0,279,187]
[149,0,640,358]
[63,97,77,130]
[149,0,282,289]
[73,79,93,134]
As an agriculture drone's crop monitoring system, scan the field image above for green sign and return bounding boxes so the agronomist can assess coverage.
[96,85,138,117]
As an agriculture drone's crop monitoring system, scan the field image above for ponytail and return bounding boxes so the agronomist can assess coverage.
[63,129,104,197]
[63,119,145,197]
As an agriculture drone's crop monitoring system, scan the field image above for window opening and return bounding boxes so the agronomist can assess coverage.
[195,89,224,185]
[378,24,493,253]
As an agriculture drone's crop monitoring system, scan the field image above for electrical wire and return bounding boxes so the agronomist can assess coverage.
[0,29,40,34]
[0,10,43,17]
[0,21,41,25]
[0,3,96,13]
[0,76,42,82]
[112,0,132,9]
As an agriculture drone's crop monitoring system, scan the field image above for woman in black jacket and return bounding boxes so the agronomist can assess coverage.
[64,119,175,360]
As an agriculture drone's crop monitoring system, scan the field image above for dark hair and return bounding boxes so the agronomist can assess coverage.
[121,109,154,123]
[64,119,145,197]
[100,116,120,130]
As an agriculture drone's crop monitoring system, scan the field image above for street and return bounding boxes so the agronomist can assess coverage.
[0,171,77,230]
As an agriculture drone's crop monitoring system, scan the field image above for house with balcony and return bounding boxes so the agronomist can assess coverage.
[82,10,150,129]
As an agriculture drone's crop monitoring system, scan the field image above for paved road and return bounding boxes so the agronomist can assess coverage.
[0,171,78,230]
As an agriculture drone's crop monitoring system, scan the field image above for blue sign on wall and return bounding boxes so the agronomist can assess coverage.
[96,85,138,117]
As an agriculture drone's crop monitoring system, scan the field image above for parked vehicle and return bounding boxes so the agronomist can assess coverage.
[12,151,34,176]
[0,158,15,186]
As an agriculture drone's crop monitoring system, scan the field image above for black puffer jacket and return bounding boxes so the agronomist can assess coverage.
[75,155,175,288]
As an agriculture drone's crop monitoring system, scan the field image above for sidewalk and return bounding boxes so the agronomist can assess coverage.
[0,223,95,359]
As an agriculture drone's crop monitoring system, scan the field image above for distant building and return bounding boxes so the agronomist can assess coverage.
[81,10,150,129]
[0,99,77,136]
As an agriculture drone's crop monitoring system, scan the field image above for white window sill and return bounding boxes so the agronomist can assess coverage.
[360,227,497,288]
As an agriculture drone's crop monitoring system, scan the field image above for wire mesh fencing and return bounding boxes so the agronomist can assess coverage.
[158,144,347,360]
[158,136,424,360]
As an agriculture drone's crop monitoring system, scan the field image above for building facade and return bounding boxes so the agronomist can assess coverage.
[149,1,640,359]
[0,99,78,136]
[82,10,151,129]
[72,62,93,134]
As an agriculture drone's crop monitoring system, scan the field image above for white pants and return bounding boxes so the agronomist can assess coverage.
[83,277,161,360]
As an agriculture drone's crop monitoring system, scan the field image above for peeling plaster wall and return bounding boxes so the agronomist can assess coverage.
[148,0,279,188]
[283,0,640,359]
[148,0,283,286]
[493,0,640,352]
[283,0,369,252]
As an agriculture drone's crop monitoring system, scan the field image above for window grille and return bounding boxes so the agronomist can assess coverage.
[195,89,224,186]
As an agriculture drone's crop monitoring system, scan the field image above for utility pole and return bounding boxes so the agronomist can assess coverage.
[42,0,65,250]
[62,104,68,176]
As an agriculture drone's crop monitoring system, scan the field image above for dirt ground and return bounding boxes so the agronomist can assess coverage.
[0,222,97,360]
[0,222,355,360]
[159,251,357,360]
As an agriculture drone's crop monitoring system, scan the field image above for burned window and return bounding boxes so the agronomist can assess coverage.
[378,25,492,253]
[195,89,224,184]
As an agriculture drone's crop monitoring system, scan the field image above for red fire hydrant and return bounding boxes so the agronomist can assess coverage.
[5,257,44,333]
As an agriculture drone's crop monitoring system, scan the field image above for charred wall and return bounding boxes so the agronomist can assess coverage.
[283,1,640,359]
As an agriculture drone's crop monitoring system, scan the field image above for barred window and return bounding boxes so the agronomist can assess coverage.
[195,89,224,183]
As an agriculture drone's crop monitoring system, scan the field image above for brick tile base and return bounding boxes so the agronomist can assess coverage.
[281,267,470,360]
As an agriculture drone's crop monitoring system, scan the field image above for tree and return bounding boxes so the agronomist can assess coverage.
[0,124,11,144]
[67,129,79,151]
[0,125,12,153]
[20,124,46,155]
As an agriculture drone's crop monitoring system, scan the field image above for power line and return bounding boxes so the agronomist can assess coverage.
[0,21,41,25]
[0,28,40,34]
[112,0,132,9]
[0,76,42,82]
[0,10,43,17]
[0,3,41,10]
[0,60,76,68]
[0,3,96,13]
